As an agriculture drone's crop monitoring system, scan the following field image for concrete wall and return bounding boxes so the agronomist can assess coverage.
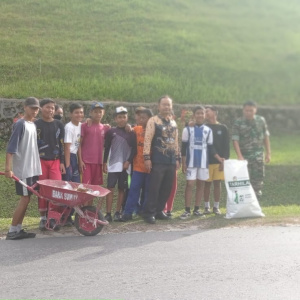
[1,98,299,141]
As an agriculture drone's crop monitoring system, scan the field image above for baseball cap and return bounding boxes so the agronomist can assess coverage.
[91,102,104,110]
[24,97,40,108]
[115,106,128,114]
[135,106,147,113]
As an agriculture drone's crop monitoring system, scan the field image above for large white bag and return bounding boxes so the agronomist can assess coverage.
[224,159,265,219]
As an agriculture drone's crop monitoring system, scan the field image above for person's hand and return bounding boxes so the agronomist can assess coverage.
[5,170,13,178]
[86,118,92,127]
[60,163,66,174]
[188,120,195,127]
[104,124,111,129]
[103,163,108,174]
[237,155,244,160]
[144,160,152,173]
[125,123,133,132]
[79,161,86,174]
[218,158,225,171]
[265,153,271,164]
[123,161,130,170]
[182,162,187,174]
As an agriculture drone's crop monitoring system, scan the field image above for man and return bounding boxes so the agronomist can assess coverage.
[143,95,180,224]
[232,101,271,197]
[203,105,230,215]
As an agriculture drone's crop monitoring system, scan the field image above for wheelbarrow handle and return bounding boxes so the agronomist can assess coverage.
[0,171,41,198]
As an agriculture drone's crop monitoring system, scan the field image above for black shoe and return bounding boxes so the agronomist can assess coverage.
[119,214,133,222]
[113,212,122,222]
[49,219,60,231]
[155,211,170,220]
[104,213,112,222]
[144,216,156,224]
[166,211,172,217]
[6,229,36,240]
[39,219,47,231]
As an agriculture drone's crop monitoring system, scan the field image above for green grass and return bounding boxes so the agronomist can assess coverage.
[1,0,300,104]
[0,134,299,233]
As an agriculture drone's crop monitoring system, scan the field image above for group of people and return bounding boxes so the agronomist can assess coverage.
[4,95,271,240]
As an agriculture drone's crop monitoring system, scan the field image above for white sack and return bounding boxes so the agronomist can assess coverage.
[224,159,265,219]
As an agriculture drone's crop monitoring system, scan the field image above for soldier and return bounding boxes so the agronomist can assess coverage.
[232,101,271,197]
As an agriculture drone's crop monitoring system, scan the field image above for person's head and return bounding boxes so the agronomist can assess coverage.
[114,106,128,128]
[139,108,153,128]
[69,103,84,125]
[23,97,40,120]
[158,95,173,117]
[243,101,257,120]
[205,105,218,123]
[90,102,105,123]
[135,106,147,125]
[193,105,205,125]
[40,98,56,121]
[54,104,64,120]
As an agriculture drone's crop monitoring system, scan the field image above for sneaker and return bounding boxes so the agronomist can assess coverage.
[49,219,60,231]
[119,213,133,222]
[193,209,204,217]
[104,214,112,222]
[213,207,221,215]
[204,207,211,215]
[6,229,36,240]
[166,211,172,217]
[113,211,121,222]
[39,219,47,231]
[180,211,191,220]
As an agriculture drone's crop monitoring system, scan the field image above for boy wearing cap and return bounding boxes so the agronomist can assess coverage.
[203,105,230,215]
[5,97,42,240]
[79,102,109,196]
[103,106,135,222]
[35,98,66,230]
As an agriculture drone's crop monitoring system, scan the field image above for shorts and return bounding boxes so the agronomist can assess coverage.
[82,163,103,185]
[15,176,39,196]
[107,171,128,189]
[206,164,225,182]
[186,167,209,181]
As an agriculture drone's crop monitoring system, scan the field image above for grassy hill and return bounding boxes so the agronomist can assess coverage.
[0,0,300,104]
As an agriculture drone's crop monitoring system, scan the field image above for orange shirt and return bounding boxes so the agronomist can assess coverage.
[133,126,147,173]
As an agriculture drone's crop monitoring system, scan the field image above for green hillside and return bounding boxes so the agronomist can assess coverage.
[1,0,300,104]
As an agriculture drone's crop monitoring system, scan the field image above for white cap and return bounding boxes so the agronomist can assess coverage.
[115,106,128,114]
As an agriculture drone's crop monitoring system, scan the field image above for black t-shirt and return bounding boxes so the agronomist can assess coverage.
[206,123,230,164]
[35,119,65,162]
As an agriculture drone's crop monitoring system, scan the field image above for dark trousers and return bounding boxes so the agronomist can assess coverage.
[143,163,176,217]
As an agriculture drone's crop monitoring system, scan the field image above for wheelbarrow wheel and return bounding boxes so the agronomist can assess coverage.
[74,206,104,236]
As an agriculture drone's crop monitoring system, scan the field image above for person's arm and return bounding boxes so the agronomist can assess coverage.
[224,125,230,159]
[103,130,112,174]
[181,127,189,173]
[64,143,71,168]
[5,153,14,178]
[124,132,137,170]
[175,124,180,170]
[143,117,155,173]
[233,140,244,160]
[59,122,66,174]
[264,135,271,163]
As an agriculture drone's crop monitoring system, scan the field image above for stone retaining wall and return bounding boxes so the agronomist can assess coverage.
[0,98,299,141]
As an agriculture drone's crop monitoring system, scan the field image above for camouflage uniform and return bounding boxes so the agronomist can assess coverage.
[232,115,270,192]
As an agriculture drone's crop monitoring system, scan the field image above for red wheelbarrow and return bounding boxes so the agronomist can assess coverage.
[0,172,111,236]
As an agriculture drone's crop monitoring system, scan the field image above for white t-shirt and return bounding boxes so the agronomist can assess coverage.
[64,122,81,154]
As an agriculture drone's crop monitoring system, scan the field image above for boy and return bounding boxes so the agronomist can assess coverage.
[5,97,42,240]
[79,102,109,198]
[103,106,135,222]
[180,105,217,219]
[120,108,153,221]
[64,103,84,183]
[203,105,230,215]
[232,101,271,197]
[35,98,65,230]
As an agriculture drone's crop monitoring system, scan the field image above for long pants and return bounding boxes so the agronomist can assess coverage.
[143,163,176,217]
[245,155,264,192]
[63,153,80,183]
[124,171,150,215]
[164,171,177,212]
[38,159,62,213]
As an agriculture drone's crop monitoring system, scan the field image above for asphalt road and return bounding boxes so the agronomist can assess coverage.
[0,226,300,300]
